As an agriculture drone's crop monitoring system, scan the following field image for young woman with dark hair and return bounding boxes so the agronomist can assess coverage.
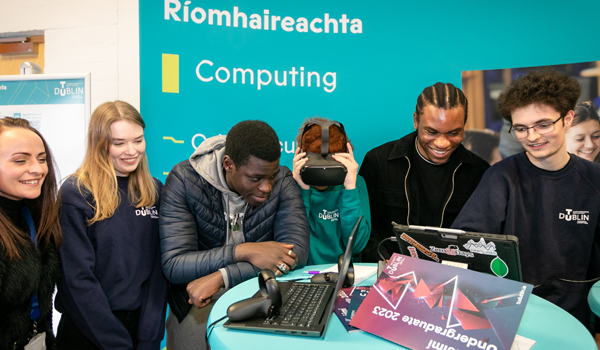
[55,101,167,350]
[0,117,61,349]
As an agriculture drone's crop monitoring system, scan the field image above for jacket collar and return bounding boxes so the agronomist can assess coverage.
[388,131,475,164]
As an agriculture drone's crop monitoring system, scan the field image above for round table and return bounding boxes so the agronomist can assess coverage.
[588,280,600,317]
[208,264,596,349]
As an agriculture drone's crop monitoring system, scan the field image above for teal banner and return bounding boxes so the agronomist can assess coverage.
[0,79,85,105]
[140,0,600,181]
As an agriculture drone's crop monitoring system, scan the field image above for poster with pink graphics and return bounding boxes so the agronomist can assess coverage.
[350,254,532,350]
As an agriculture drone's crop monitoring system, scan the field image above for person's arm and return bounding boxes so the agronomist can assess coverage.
[339,175,371,254]
[160,165,241,285]
[58,196,132,349]
[450,167,509,234]
[136,238,168,350]
[271,168,310,268]
[160,164,299,304]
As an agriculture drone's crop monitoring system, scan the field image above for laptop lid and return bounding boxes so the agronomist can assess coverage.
[319,215,362,338]
[393,224,522,281]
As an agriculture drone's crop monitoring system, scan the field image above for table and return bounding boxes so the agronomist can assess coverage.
[588,280,600,317]
[208,264,596,349]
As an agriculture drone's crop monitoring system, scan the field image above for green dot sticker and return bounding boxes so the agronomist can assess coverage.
[490,257,509,278]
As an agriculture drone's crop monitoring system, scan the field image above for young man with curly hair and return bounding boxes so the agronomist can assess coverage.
[452,70,600,330]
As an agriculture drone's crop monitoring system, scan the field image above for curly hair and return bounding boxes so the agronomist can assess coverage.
[295,116,347,154]
[226,120,281,166]
[415,82,468,123]
[497,70,581,123]
[573,101,600,128]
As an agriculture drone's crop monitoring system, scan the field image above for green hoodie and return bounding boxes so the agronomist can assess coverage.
[300,175,371,265]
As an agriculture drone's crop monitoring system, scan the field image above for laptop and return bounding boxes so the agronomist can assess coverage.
[223,216,363,337]
[393,224,522,281]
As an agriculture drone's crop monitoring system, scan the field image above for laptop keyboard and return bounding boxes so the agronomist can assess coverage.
[274,283,331,328]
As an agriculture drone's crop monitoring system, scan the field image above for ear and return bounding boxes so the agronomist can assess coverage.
[223,155,235,173]
[564,110,574,130]
[413,112,419,130]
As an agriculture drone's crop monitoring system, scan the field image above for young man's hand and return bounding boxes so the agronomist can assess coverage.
[236,241,298,276]
[187,271,225,308]
[292,147,310,190]
[332,143,358,190]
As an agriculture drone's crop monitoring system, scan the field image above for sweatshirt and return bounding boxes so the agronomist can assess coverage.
[452,152,600,325]
[56,176,167,350]
[301,175,371,265]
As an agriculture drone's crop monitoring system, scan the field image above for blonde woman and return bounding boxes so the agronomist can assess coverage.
[55,101,167,350]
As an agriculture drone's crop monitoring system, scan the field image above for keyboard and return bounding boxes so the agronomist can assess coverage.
[266,283,332,328]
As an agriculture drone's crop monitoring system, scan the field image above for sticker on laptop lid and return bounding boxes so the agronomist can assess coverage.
[429,244,475,258]
[463,238,498,256]
[407,246,418,259]
[490,256,509,278]
[399,233,439,262]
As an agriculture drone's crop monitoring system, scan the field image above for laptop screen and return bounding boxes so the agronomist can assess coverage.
[320,215,363,338]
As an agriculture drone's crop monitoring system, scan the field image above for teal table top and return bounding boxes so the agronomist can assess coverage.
[208,264,596,349]
[588,280,600,317]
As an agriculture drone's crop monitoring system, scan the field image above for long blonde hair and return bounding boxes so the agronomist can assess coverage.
[74,101,157,224]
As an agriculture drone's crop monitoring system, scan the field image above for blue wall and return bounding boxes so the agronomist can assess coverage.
[140,1,600,180]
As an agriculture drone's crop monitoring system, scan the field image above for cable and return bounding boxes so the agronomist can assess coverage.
[533,276,600,288]
[377,237,396,261]
[205,315,228,349]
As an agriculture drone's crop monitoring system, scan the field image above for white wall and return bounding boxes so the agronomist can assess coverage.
[0,0,140,111]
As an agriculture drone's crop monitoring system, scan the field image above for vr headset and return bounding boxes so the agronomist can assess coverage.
[299,120,348,186]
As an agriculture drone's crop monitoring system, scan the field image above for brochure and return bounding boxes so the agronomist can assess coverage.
[350,253,532,350]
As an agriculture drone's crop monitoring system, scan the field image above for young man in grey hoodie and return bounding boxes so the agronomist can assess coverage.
[159,120,309,349]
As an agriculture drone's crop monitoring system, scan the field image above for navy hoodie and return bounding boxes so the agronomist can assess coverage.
[452,152,600,326]
[56,176,167,350]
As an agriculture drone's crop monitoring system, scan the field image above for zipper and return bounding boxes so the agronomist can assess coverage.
[404,156,411,225]
[440,163,462,227]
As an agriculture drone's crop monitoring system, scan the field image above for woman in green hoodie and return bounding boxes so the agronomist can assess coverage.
[292,117,371,264]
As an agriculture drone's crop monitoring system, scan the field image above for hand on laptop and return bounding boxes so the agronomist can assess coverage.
[292,148,310,190]
[187,271,225,308]
[236,241,298,275]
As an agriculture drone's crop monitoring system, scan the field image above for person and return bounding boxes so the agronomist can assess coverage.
[159,120,309,349]
[358,82,490,262]
[565,101,600,162]
[291,117,370,264]
[463,129,502,165]
[56,101,167,349]
[0,117,61,349]
[451,70,600,330]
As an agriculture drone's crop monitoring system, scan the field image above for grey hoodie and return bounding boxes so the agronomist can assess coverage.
[189,134,248,288]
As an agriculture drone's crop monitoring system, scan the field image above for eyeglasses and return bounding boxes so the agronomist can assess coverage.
[508,116,563,139]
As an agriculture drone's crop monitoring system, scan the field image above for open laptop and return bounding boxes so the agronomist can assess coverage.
[394,224,522,281]
[223,216,363,337]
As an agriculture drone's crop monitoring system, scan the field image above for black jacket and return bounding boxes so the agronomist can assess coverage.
[358,132,490,262]
[159,161,309,321]
[0,204,61,350]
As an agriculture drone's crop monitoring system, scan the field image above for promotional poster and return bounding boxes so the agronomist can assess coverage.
[350,254,532,350]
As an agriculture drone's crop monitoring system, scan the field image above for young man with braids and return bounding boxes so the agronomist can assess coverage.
[452,70,600,333]
[159,120,309,349]
[359,82,490,262]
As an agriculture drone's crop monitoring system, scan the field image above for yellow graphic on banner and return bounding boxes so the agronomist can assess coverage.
[163,136,184,144]
[162,54,179,93]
